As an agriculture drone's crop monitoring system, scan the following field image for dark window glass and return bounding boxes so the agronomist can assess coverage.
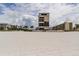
[39,17,44,22]
[39,23,44,26]
[41,14,47,15]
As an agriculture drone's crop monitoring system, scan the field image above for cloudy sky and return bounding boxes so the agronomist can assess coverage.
[0,3,79,27]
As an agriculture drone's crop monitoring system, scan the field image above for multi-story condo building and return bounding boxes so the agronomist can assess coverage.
[38,13,49,30]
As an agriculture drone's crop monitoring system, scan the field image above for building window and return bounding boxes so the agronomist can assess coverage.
[39,23,44,26]
[39,28,44,30]
[39,17,44,22]
[44,22,49,26]
[41,14,47,15]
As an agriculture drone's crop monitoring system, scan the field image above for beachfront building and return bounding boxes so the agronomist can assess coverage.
[52,20,73,31]
[0,23,22,31]
[75,24,79,31]
[38,13,49,30]
[64,20,73,31]
[0,23,9,30]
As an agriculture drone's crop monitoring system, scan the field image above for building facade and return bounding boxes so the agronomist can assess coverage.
[38,13,49,30]
[0,23,9,30]
[52,22,73,31]
[64,22,73,31]
[75,24,79,31]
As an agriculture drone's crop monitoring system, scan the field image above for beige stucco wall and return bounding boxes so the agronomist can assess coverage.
[64,22,70,31]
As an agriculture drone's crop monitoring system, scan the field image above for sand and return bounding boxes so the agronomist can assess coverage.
[0,32,79,56]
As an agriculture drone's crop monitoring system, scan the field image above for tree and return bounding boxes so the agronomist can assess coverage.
[23,26,28,28]
[30,26,34,28]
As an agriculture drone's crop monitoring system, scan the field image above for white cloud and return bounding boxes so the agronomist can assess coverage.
[0,3,79,27]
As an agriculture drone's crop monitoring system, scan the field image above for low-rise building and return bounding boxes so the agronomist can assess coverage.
[52,21,73,31]
[75,24,79,31]
[0,23,9,30]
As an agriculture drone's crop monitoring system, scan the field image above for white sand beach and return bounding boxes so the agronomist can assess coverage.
[0,32,79,56]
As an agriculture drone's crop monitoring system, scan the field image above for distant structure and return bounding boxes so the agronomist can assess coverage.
[0,23,9,30]
[75,24,79,31]
[64,20,73,31]
[38,13,49,30]
[52,23,64,31]
[52,19,73,31]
